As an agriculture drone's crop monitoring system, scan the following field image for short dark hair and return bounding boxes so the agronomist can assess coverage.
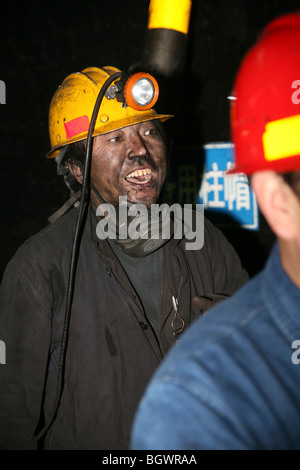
[64,139,87,166]
[62,140,87,194]
[282,170,300,198]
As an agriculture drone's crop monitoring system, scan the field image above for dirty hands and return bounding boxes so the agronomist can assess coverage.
[192,294,229,313]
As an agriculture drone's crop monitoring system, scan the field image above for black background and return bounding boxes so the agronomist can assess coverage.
[1,0,299,279]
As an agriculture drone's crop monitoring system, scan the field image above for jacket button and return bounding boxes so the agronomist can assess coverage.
[139,321,148,330]
[106,268,111,277]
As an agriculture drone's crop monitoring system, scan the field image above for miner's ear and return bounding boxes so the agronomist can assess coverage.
[251,171,299,241]
[66,161,83,184]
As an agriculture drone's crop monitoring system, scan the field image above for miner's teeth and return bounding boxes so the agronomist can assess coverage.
[137,175,152,184]
[126,168,152,179]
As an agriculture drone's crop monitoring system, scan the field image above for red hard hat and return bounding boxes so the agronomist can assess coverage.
[229,11,300,175]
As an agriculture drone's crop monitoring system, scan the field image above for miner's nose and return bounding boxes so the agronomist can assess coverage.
[127,133,149,160]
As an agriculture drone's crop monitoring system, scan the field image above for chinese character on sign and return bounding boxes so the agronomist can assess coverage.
[198,143,259,230]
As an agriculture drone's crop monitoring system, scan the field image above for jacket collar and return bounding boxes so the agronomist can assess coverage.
[89,202,182,252]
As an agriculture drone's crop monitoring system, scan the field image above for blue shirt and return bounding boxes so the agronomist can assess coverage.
[131,243,300,450]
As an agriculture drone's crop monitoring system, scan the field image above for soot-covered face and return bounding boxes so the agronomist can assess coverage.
[90,120,167,208]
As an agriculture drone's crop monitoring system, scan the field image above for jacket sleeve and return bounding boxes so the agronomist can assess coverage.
[0,258,52,449]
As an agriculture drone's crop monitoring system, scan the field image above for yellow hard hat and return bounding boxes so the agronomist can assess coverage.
[46,66,173,158]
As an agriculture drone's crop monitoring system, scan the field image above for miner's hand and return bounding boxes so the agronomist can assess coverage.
[192,294,229,313]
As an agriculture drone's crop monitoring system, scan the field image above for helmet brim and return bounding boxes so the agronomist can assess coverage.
[46,113,173,159]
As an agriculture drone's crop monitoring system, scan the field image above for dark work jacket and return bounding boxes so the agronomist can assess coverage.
[0,205,248,450]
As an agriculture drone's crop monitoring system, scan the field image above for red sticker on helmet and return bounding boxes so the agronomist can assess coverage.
[64,115,90,139]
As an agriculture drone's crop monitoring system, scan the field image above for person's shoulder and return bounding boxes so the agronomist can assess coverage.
[174,212,235,256]
[10,208,79,265]
[202,215,230,242]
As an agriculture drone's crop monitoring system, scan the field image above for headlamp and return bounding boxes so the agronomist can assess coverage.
[105,71,159,111]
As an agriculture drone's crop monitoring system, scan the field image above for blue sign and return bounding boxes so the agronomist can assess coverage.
[198,143,259,230]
